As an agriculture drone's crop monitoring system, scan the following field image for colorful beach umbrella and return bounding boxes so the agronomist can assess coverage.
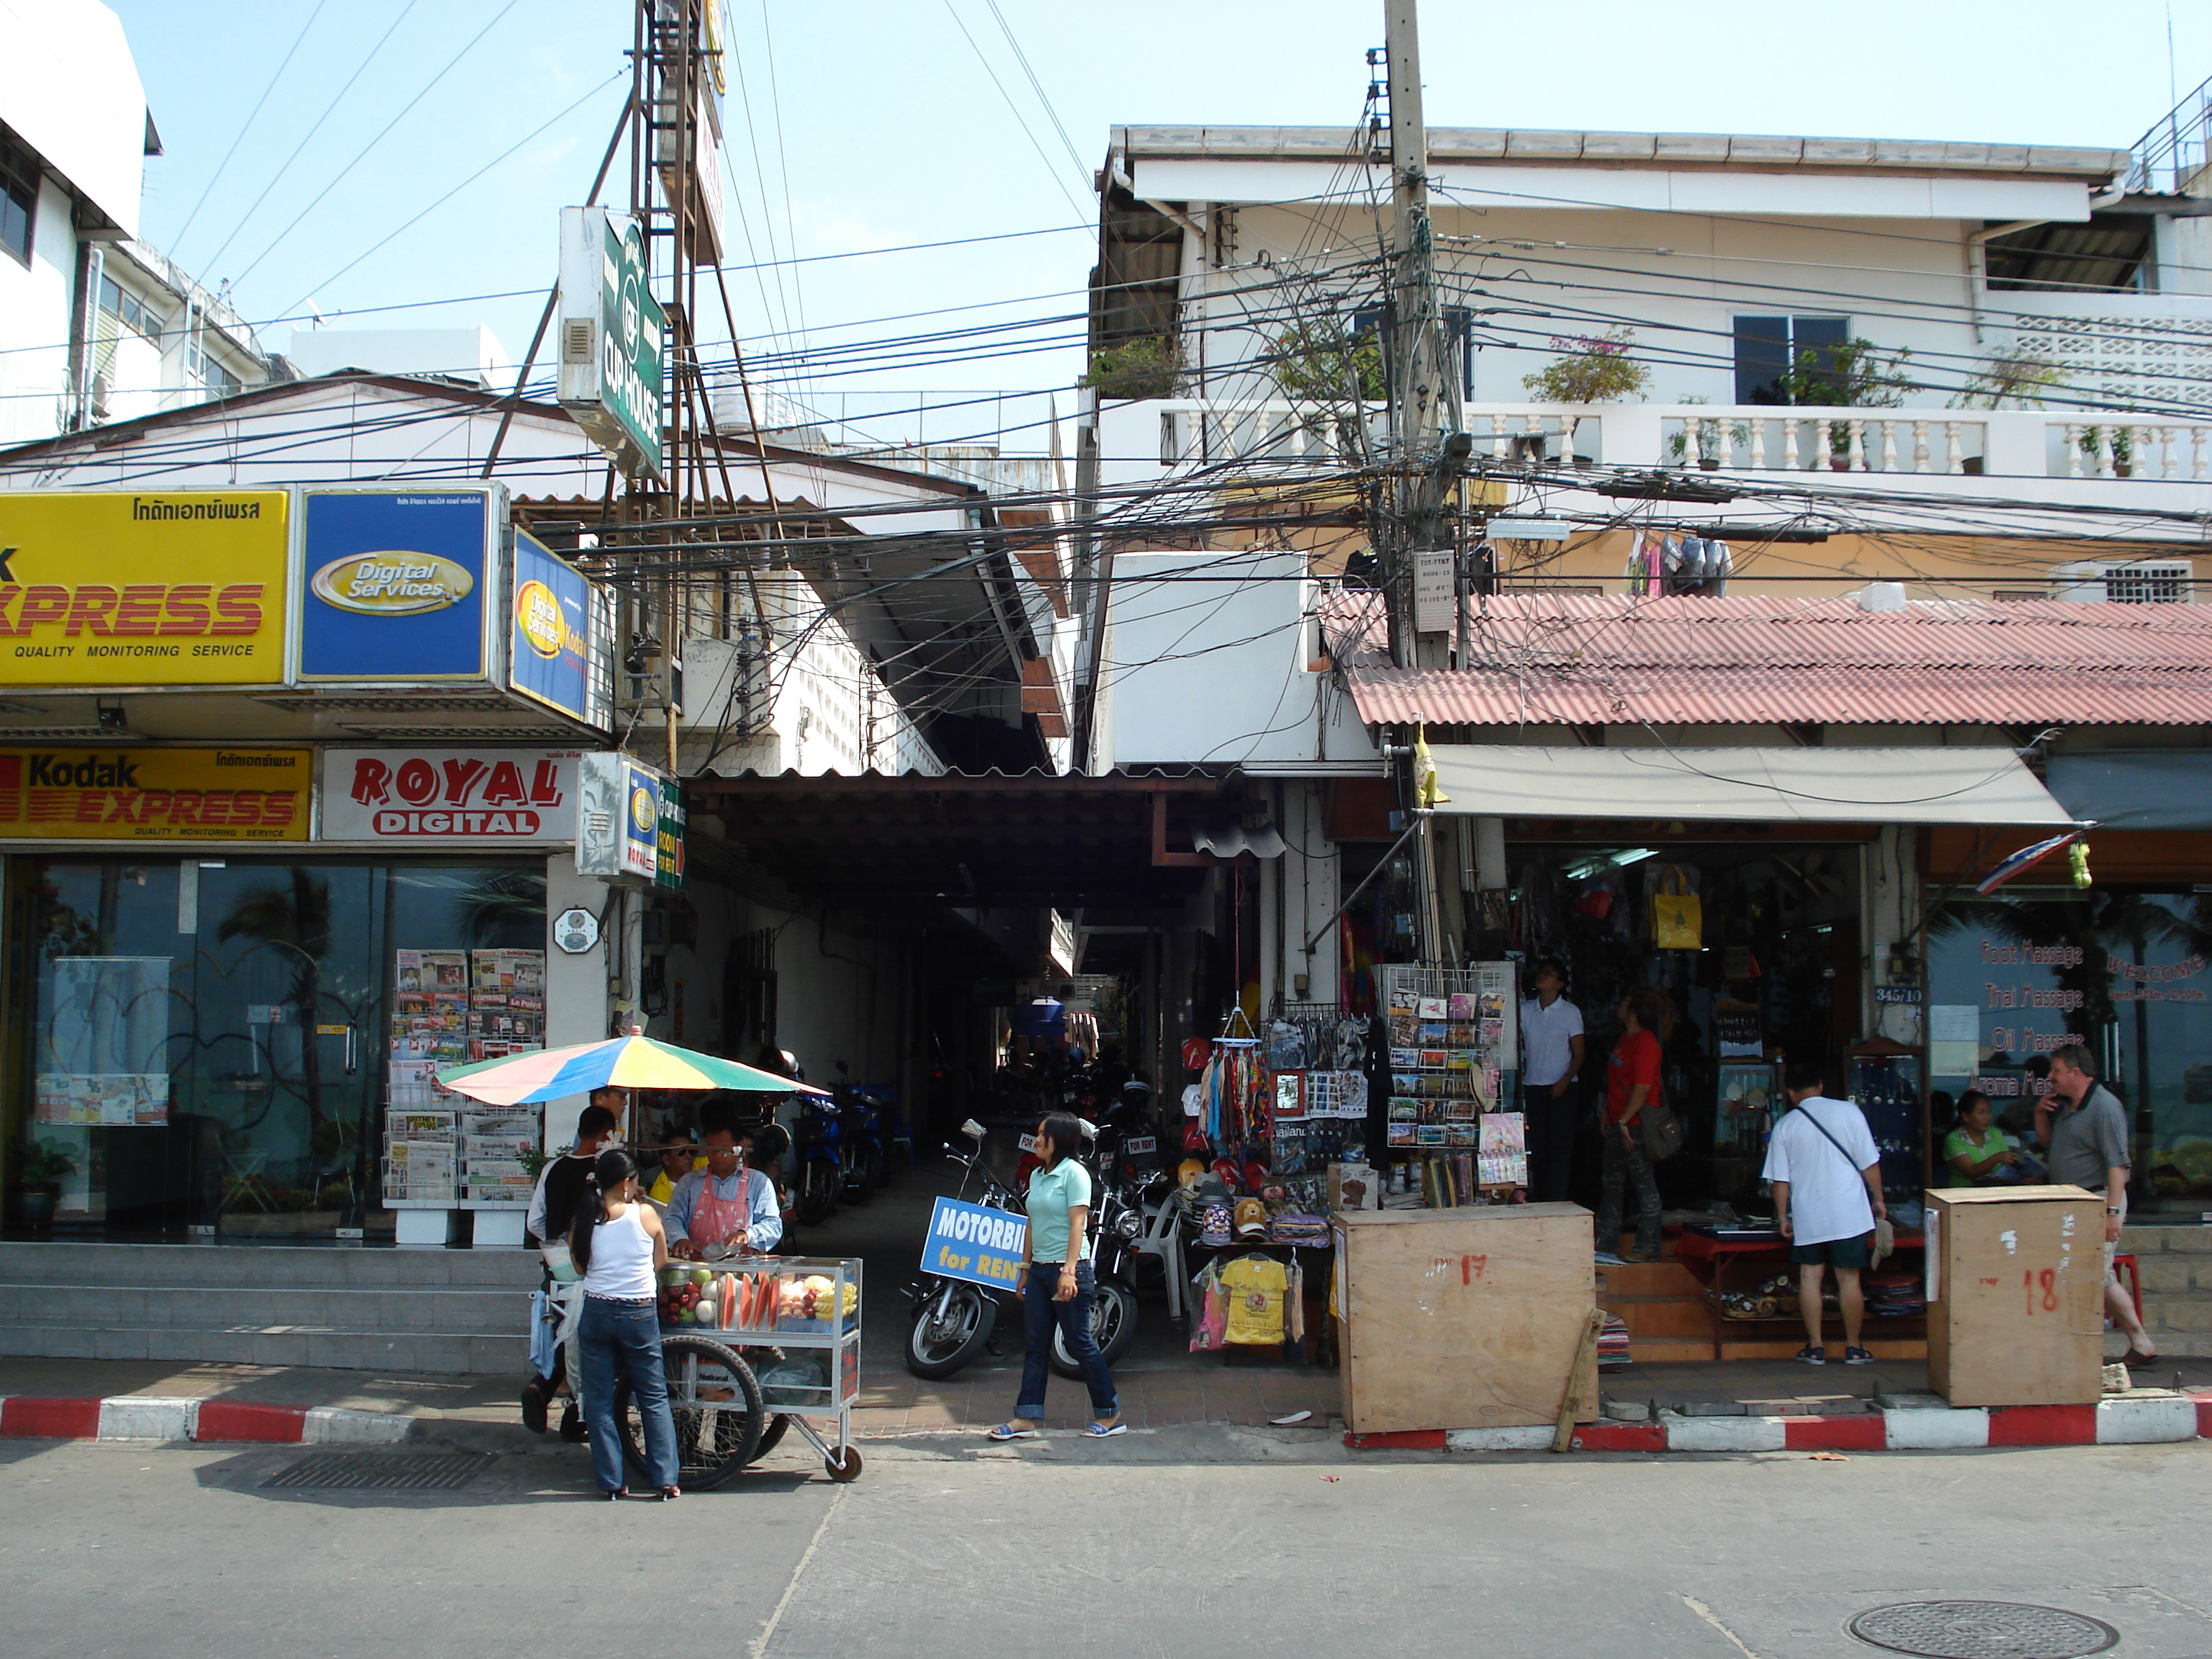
[436,1025,827,1106]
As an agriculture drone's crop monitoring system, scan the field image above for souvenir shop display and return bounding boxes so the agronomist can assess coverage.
[1190,1251,1308,1352]
[1374,963,1524,1199]
[383,946,547,1209]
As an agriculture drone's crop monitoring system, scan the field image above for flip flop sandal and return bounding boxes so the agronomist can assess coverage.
[1084,1420,1128,1438]
[986,1423,1038,1442]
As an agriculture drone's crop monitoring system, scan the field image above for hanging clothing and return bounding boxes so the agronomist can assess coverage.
[1221,1254,1290,1346]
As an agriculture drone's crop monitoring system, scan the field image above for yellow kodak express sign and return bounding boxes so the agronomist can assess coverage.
[0,747,311,840]
[0,491,289,685]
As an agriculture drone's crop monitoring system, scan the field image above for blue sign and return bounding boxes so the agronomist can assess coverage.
[299,491,489,680]
[921,1197,1028,1290]
[508,531,593,722]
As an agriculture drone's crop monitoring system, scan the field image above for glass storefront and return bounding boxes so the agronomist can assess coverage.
[5,856,544,1239]
[1927,886,2212,1215]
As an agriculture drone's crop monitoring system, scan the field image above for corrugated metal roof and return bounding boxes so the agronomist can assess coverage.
[1328,593,2212,727]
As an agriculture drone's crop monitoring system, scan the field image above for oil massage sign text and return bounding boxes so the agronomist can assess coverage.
[0,491,289,685]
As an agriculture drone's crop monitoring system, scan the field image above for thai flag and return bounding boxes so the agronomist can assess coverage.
[1975,831,2080,896]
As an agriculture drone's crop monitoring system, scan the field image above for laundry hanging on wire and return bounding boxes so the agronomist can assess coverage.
[1624,529,1731,597]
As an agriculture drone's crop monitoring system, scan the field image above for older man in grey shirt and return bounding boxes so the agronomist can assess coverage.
[2035,1043,2157,1367]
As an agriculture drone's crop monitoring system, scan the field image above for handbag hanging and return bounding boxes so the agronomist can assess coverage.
[1640,1085,1686,1161]
[1648,863,1703,950]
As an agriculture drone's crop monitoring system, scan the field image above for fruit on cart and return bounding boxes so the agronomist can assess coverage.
[694,1297,717,1325]
[688,1267,714,1287]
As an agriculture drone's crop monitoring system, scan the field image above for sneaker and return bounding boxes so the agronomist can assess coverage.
[1794,1344,1826,1366]
[1843,1346,1874,1366]
[1594,1251,1628,1265]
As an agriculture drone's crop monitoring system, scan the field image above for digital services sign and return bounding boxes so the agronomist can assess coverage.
[0,492,289,686]
[297,490,491,681]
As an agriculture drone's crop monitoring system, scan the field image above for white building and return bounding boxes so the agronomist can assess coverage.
[1085,109,2212,576]
[0,0,271,446]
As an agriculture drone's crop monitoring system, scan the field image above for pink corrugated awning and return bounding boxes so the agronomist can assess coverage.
[1328,592,2212,727]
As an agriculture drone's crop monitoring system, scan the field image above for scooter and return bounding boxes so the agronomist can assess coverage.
[904,1120,1024,1379]
[831,1063,883,1202]
[793,1091,843,1227]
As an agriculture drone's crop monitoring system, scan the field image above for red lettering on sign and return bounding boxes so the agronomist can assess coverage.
[481,760,526,806]
[211,584,264,637]
[395,760,436,804]
[160,586,211,636]
[441,758,488,804]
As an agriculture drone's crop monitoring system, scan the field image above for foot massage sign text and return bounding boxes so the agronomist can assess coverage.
[0,493,289,685]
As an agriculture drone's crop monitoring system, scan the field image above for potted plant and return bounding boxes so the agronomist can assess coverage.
[2077,425,2134,477]
[1667,395,1751,470]
[1521,328,1650,403]
[10,1138,78,1228]
[1772,338,1915,469]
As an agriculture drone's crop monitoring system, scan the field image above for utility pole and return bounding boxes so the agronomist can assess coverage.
[1380,0,1457,672]
[1377,0,1461,966]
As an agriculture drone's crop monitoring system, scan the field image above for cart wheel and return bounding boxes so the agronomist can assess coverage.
[613,1333,765,1493]
[824,1445,863,1482]
[750,1413,791,1464]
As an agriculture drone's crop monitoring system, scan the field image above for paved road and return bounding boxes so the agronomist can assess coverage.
[6,1432,2208,1659]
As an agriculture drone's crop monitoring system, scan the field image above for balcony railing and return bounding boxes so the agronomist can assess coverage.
[1112,400,2212,483]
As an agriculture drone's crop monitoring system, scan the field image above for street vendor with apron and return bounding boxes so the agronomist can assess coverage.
[666,1115,783,1260]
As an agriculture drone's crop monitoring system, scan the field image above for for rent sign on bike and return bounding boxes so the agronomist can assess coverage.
[922,1196,1028,1290]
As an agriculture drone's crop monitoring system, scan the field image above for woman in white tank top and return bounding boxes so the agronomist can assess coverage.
[568,1148,681,1498]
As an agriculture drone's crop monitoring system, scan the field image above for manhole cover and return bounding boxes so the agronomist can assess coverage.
[260,1453,492,1492]
[1848,1601,2118,1659]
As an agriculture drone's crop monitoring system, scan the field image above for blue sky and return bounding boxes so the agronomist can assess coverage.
[112,0,2207,445]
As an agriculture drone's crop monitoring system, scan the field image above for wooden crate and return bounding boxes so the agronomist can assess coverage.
[1335,1202,1596,1434]
[1926,1186,2105,1408]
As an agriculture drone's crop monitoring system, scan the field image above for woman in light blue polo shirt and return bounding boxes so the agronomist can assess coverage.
[986,1112,1123,1440]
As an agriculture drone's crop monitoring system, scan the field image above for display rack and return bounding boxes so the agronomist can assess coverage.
[658,1254,861,1480]
[1375,962,1524,1195]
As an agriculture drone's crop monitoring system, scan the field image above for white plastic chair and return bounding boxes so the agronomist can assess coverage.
[1130,1192,1187,1321]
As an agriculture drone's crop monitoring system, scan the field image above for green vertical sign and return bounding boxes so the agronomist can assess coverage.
[557,207,666,482]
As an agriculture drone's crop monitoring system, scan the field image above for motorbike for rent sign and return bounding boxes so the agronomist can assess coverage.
[0,491,289,685]
[320,747,582,844]
[297,490,493,681]
[922,1196,1028,1290]
[0,747,310,840]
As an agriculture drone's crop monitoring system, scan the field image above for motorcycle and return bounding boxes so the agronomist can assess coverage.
[831,1064,883,1202]
[793,1091,843,1227]
[904,1120,1023,1379]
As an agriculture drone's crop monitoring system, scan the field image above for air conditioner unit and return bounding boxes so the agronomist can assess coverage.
[2048,559,2193,603]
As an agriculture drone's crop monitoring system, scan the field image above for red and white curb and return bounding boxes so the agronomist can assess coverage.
[1347,1390,2212,1454]
[0,1395,413,1446]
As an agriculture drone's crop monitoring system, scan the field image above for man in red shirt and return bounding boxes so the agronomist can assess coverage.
[1593,988,1667,1264]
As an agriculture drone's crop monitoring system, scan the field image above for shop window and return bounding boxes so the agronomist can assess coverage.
[1925,887,2212,1213]
[1732,315,1848,405]
[0,125,36,265]
[11,858,543,1240]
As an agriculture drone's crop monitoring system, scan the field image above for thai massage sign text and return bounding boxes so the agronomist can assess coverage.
[0,492,287,685]
[922,1197,1028,1290]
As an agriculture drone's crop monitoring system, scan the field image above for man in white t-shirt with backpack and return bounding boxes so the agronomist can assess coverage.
[1763,1058,1887,1367]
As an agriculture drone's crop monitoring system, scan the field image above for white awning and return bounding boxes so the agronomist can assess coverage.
[1426,746,2075,827]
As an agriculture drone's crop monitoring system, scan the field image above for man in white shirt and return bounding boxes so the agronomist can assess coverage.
[1519,959,1586,1202]
[1763,1060,1887,1367]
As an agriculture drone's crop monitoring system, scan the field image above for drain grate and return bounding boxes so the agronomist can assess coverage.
[1848,1601,2118,1659]
[261,1453,493,1492]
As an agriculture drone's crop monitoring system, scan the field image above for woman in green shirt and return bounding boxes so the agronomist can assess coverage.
[1943,1091,2020,1187]
[987,1112,1123,1441]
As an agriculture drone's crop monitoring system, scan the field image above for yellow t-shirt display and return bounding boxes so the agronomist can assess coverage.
[1221,1254,1289,1346]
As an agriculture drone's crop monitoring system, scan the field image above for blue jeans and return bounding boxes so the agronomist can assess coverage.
[579,1297,679,1492]
[1015,1259,1118,1421]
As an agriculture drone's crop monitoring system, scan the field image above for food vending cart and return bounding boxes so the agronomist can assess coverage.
[608,1255,864,1487]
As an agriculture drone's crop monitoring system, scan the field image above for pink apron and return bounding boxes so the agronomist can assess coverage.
[688,1172,753,1251]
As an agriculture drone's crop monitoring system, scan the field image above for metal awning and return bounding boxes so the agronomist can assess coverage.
[1426,746,2075,827]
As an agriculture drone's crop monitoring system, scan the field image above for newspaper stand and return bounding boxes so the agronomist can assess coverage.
[626,1254,864,1488]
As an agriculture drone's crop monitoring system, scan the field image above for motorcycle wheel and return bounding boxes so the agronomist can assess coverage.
[612,1332,764,1493]
[843,1143,879,1201]
[796,1159,838,1226]
[904,1282,997,1380]
[1049,1280,1138,1378]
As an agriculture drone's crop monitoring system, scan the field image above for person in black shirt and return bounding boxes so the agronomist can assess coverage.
[521,1094,623,1434]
